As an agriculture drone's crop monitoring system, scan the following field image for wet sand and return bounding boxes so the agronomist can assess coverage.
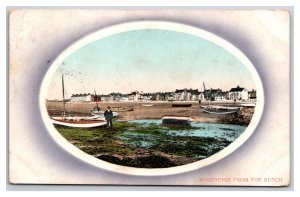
[46,101,254,125]
[47,101,221,122]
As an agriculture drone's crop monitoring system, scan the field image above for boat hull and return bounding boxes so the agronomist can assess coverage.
[51,117,107,128]
[171,104,192,107]
[240,103,256,107]
[200,106,240,115]
[141,104,155,107]
[90,111,119,117]
[162,116,193,126]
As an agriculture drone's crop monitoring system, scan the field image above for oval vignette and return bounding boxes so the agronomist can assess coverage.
[39,21,264,176]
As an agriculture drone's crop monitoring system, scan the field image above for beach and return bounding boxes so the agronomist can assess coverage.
[47,101,255,167]
[46,101,254,125]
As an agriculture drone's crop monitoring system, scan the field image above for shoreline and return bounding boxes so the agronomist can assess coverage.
[46,101,254,126]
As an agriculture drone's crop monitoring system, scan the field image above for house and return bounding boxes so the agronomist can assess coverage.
[108,92,123,102]
[198,92,205,101]
[203,88,223,101]
[174,89,190,101]
[141,93,154,101]
[229,86,248,101]
[128,91,141,101]
[190,89,201,101]
[120,94,129,102]
[70,93,92,102]
[100,94,109,102]
[215,91,229,101]
[173,89,188,101]
[174,88,202,101]
[165,92,174,101]
[154,92,166,101]
[174,89,185,101]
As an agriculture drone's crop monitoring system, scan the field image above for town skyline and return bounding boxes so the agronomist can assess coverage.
[47,85,256,102]
[68,86,256,96]
[47,29,256,100]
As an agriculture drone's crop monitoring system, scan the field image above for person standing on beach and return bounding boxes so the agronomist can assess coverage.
[104,106,113,128]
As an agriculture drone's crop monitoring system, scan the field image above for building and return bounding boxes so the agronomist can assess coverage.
[154,92,166,101]
[174,89,184,101]
[91,95,101,102]
[108,92,123,102]
[198,92,205,101]
[120,94,129,102]
[229,86,248,101]
[100,94,109,102]
[203,88,223,101]
[248,89,257,101]
[141,93,154,101]
[215,91,229,101]
[165,92,174,101]
[190,89,201,101]
[128,91,141,101]
[173,89,202,101]
[70,93,92,102]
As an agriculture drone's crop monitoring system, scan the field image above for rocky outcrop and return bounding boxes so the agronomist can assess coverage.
[219,108,254,126]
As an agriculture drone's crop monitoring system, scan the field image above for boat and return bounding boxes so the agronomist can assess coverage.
[200,105,240,115]
[90,91,121,116]
[200,81,240,115]
[201,105,241,110]
[141,103,155,107]
[162,115,193,126]
[50,75,108,128]
[110,106,134,112]
[239,103,256,107]
[51,116,107,128]
[91,110,119,118]
[171,103,192,107]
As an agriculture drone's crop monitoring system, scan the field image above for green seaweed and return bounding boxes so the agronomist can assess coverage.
[54,121,233,168]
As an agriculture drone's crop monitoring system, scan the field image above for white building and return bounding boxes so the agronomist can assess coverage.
[120,95,129,102]
[198,92,205,101]
[215,91,229,101]
[229,86,248,101]
[174,89,201,101]
[70,93,92,102]
[128,91,141,101]
[100,95,109,102]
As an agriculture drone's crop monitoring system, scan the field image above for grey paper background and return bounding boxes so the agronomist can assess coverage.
[9,9,290,186]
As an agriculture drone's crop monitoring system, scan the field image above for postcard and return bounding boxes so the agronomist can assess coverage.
[9,9,290,186]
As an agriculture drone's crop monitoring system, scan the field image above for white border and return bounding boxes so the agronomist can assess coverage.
[39,21,264,176]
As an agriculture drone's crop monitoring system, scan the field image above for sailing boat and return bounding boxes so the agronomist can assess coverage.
[200,81,241,115]
[50,75,107,128]
[90,89,119,118]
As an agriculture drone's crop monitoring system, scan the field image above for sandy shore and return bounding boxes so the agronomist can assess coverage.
[46,101,254,125]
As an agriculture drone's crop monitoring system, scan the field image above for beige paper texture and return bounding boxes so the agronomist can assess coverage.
[9,9,290,186]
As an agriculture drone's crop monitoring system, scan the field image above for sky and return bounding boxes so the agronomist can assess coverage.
[47,29,256,99]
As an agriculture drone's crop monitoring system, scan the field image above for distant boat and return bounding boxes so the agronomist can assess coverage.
[111,106,134,112]
[91,109,119,117]
[162,115,193,126]
[50,75,108,128]
[141,104,155,107]
[200,106,240,115]
[172,103,192,107]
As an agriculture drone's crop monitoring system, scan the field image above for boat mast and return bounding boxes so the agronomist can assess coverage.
[203,81,207,100]
[62,74,66,119]
[94,89,99,108]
